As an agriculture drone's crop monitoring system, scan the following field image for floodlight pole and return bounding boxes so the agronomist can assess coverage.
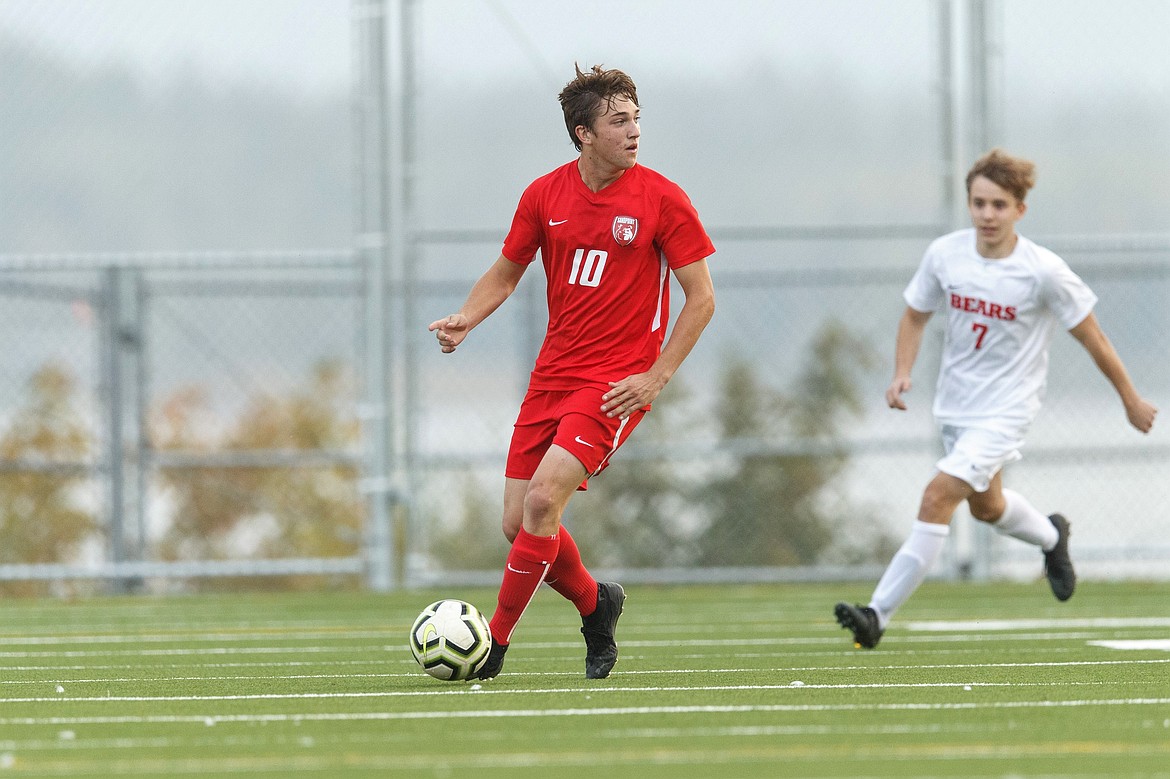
[937,0,1004,581]
[968,0,1004,158]
[966,0,1004,582]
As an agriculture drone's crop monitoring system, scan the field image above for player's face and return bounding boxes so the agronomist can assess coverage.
[968,175,1026,257]
[580,96,640,171]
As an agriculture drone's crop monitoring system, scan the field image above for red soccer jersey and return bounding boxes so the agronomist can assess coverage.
[502,161,714,389]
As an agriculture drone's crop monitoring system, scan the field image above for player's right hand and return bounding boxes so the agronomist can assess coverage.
[428,314,469,354]
[886,376,912,410]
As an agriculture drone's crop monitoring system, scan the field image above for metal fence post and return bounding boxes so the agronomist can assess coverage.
[98,265,145,592]
[355,0,395,591]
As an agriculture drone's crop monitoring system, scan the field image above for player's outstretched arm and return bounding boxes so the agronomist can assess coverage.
[886,306,932,410]
[429,254,527,353]
[1069,312,1158,433]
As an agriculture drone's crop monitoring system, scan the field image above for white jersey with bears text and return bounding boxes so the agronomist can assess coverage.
[904,228,1097,432]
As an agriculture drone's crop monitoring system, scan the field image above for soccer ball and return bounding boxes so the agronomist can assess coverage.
[408,599,492,681]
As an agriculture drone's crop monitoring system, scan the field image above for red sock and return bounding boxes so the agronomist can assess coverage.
[544,526,599,616]
[488,528,560,644]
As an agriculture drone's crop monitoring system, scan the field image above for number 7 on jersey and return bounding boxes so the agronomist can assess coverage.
[972,322,988,349]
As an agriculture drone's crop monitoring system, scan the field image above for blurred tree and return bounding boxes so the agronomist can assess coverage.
[0,364,98,596]
[151,359,363,590]
[425,471,510,572]
[697,319,889,566]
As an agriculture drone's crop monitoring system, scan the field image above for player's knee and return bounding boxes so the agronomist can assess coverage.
[521,484,565,536]
[919,493,966,524]
[918,490,952,523]
[523,485,555,520]
[969,500,1005,523]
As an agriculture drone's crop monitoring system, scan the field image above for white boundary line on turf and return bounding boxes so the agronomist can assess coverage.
[0,646,383,659]
[3,616,1164,646]
[0,630,398,646]
[1088,639,1170,651]
[906,617,1170,631]
[0,678,1158,704]
[3,698,1170,727]
[5,657,1168,686]
[0,631,1143,659]
[0,722,988,750]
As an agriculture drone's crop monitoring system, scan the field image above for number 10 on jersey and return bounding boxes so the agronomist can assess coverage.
[568,248,608,287]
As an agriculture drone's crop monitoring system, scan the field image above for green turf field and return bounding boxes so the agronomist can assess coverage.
[1,580,1168,778]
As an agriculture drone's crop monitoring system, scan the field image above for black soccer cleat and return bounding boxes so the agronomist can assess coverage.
[1044,513,1076,602]
[834,602,884,649]
[474,637,508,680]
[581,581,625,679]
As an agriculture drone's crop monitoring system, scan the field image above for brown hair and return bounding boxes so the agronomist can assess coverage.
[558,64,639,151]
[965,148,1037,202]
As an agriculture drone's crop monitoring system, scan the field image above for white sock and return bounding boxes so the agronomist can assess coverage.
[992,489,1058,550]
[870,520,950,628]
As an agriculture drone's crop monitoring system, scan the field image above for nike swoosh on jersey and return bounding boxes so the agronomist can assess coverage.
[506,564,533,574]
[548,219,568,226]
[574,435,594,448]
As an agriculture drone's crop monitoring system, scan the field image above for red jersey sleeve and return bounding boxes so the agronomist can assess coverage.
[501,178,545,265]
[655,183,715,270]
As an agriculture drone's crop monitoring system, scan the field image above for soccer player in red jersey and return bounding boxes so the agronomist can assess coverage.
[429,64,715,679]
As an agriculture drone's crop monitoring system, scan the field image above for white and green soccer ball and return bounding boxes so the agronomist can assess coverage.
[408,599,492,681]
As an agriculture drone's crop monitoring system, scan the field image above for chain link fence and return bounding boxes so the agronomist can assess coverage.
[0,255,367,593]
[1,243,1167,592]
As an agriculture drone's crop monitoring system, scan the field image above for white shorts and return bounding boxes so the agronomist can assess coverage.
[936,425,1024,493]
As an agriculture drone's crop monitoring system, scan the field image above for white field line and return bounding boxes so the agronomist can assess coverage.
[0,612,1165,649]
[0,646,385,660]
[0,630,1154,660]
[0,677,1160,705]
[4,657,1168,687]
[0,630,395,646]
[906,617,1170,631]
[1089,639,1170,651]
[0,721,1055,753]
[3,698,1170,728]
[1,635,1165,666]
[0,646,1089,672]
[0,659,393,672]
[3,745,1167,779]
[2,613,1167,654]
[0,615,1162,640]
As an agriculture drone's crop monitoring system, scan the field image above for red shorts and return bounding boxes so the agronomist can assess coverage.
[505,385,647,490]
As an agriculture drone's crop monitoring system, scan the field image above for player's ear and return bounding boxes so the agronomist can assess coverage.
[575,124,591,146]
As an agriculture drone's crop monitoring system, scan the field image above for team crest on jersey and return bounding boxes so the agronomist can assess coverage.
[611,216,638,246]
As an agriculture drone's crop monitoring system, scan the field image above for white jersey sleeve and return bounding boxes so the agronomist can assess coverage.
[902,235,950,313]
[1035,244,1098,329]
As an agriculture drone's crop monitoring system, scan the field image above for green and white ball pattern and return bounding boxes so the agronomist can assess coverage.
[408,599,492,681]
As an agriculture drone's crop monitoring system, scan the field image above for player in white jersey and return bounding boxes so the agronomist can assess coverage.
[835,149,1157,649]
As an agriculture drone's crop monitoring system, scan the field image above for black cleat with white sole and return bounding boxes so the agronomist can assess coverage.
[474,637,508,680]
[1044,513,1076,602]
[834,602,884,649]
[581,581,625,679]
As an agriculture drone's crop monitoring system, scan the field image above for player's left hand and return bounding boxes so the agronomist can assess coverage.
[602,373,664,419]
